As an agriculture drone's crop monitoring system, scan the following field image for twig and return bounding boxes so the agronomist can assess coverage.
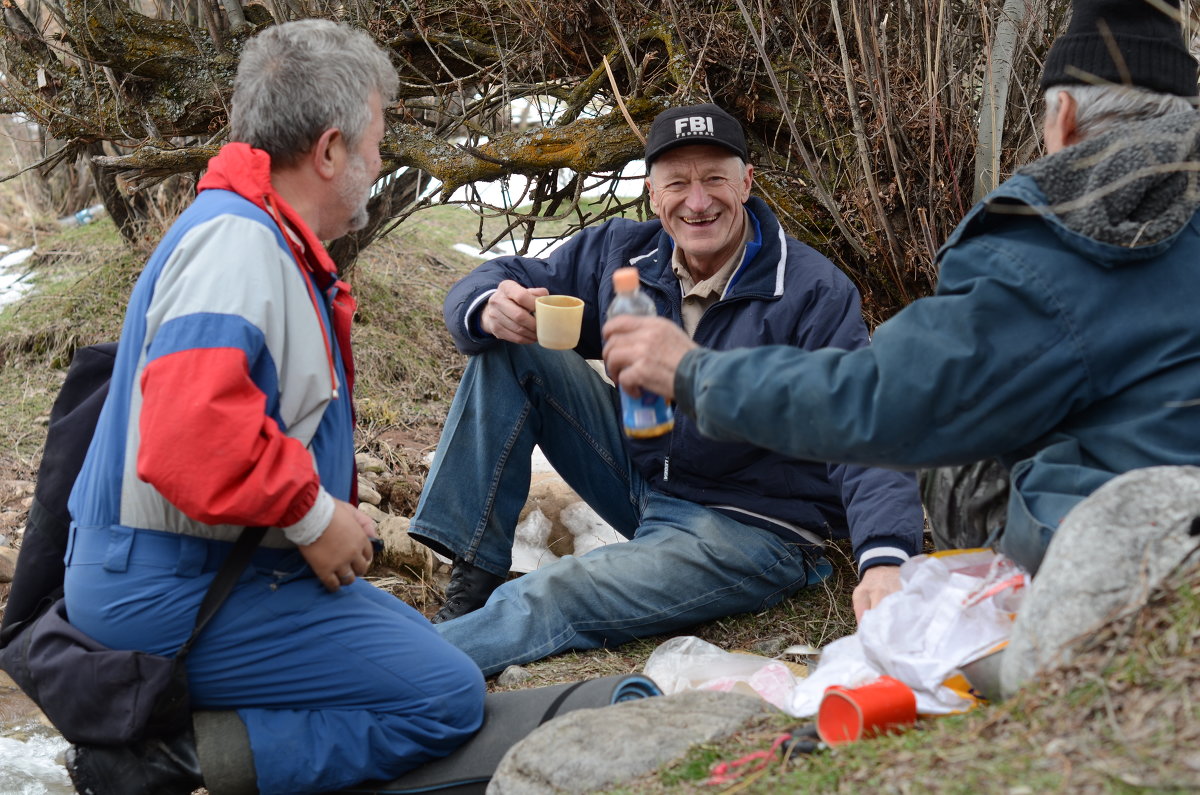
[602,55,645,146]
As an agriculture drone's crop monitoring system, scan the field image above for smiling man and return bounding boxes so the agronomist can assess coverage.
[409,103,924,676]
[602,0,1200,588]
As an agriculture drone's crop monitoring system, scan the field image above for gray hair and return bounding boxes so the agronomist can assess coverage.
[230,20,398,166]
[1044,84,1196,141]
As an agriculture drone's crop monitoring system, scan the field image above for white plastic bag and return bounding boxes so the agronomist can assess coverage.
[643,636,804,711]
[643,550,1026,717]
[792,549,1025,715]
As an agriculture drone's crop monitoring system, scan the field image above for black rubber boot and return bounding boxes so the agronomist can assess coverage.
[65,730,203,795]
[431,558,506,624]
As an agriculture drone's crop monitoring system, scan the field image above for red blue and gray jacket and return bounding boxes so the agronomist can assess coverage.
[443,196,924,573]
[68,143,356,549]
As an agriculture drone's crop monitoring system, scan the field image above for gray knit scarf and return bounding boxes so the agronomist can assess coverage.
[1017,110,1200,247]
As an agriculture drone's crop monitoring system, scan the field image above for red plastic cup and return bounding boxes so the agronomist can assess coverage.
[817,676,917,746]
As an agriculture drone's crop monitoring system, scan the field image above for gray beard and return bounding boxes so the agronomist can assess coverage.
[347,203,369,233]
[340,155,372,234]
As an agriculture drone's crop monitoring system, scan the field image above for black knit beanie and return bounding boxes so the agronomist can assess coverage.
[1041,0,1198,97]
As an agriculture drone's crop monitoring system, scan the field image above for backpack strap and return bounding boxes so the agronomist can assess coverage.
[174,525,268,664]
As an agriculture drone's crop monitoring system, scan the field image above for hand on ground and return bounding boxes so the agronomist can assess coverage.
[852,564,902,622]
[480,280,549,344]
[301,499,377,592]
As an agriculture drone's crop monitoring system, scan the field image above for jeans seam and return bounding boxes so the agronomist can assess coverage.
[527,371,639,513]
[478,624,580,675]
[571,539,810,632]
[463,398,532,563]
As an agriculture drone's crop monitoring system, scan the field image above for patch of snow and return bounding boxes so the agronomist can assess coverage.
[0,726,73,794]
[0,247,35,307]
[560,501,625,556]
[511,509,561,574]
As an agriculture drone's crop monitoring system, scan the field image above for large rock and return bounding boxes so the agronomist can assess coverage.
[1001,466,1200,697]
[376,515,437,580]
[488,690,774,794]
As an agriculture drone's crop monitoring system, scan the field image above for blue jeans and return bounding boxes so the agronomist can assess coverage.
[64,526,485,795]
[409,343,830,676]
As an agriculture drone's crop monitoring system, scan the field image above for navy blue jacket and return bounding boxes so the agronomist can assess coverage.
[444,196,924,572]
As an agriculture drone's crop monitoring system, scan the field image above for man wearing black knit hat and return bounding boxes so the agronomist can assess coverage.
[409,103,925,674]
[606,0,1200,599]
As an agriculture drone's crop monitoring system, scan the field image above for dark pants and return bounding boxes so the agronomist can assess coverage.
[920,459,1010,551]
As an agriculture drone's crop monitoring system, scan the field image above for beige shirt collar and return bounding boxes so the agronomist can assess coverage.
[670,209,753,336]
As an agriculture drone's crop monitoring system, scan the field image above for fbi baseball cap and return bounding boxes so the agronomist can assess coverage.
[644,103,748,165]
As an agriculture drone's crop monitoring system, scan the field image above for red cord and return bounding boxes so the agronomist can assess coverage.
[704,733,790,786]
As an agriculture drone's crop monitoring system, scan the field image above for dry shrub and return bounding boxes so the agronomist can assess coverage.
[381,0,1074,321]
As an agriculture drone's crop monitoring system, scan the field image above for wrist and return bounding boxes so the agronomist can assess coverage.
[282,487,334,546]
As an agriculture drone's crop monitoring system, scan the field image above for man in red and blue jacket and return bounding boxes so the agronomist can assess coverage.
[63,20,483,795]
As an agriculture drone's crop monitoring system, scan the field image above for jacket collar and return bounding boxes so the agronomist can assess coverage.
[640,195,787,300]
[196,142,356,399]
[197,143,343,286]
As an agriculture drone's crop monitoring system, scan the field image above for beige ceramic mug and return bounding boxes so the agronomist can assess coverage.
[535,295,585,350]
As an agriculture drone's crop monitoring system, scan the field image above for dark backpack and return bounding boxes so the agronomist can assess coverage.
[0,342,116,641]
[0,343,267,746]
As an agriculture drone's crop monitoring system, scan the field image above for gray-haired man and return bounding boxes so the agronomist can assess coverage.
[63,20,484,795]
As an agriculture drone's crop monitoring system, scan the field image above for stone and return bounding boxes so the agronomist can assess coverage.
[0,671,50,728]
[747,635,792,658]
[0,480,35,501]
[376,515,436,580]
[0,546,17,583]
[358,503,387,522]
[489,690,774,794]
[356,452,386,474]
[357,479,382,506]
[1001,466,1200,697]
[496,666,533,687]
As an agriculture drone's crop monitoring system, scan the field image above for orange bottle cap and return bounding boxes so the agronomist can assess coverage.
[613,267,639,292]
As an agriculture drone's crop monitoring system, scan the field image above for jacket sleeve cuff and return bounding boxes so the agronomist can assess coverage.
[855,540,914,576]
[463,289,497,341]
[281,487,335,546]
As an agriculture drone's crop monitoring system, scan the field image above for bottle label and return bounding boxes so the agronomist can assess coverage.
[620,390,675,438]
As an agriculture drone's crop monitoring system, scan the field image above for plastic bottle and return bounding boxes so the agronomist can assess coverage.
[607,266,675,438]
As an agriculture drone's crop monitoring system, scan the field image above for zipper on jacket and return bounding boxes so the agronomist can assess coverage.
[663,424,675,482]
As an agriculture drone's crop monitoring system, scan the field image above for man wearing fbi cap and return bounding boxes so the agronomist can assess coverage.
[409,102,924,675]
[604,0,1200,598]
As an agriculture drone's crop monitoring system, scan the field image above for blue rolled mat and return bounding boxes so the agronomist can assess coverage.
[339,673,661,794]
